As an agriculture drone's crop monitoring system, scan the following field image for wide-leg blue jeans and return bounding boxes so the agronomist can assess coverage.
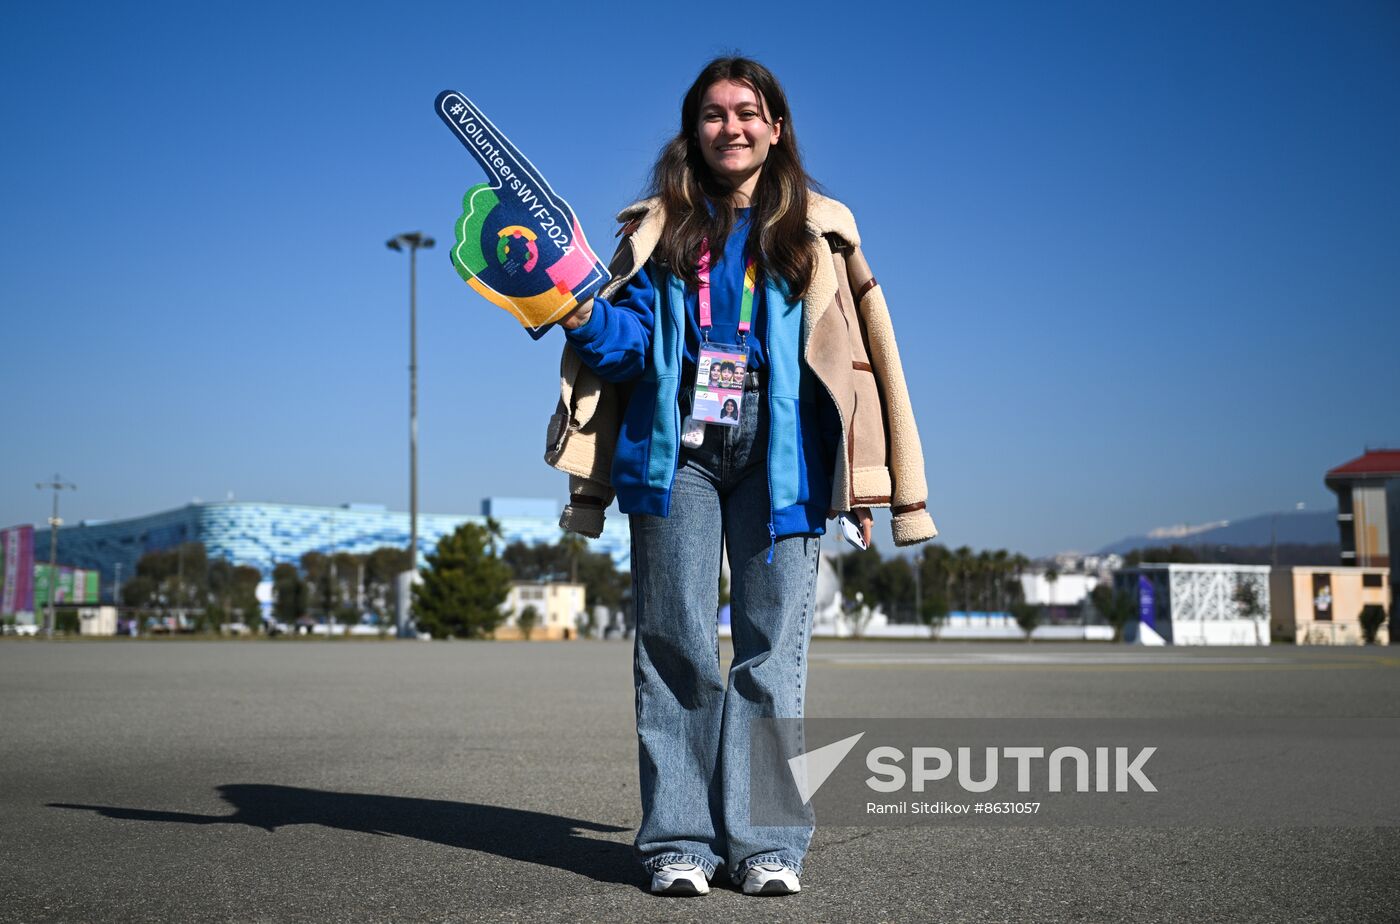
[629,376,820,883]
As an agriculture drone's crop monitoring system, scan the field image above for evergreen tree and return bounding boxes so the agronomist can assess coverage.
[413,523,512,639]
[517,605,540,641]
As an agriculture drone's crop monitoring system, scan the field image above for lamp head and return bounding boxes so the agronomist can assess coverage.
[387,232,430,252]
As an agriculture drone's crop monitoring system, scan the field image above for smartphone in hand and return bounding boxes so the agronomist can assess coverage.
[839,513,869,551]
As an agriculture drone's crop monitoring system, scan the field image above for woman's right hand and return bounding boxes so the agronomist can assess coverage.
[560,298,594,331]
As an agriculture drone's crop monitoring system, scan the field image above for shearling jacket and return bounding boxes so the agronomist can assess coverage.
[544,192,938,547]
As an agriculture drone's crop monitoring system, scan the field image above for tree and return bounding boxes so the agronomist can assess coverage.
[1089,584,1136,642]
[1232,574,1266,644]
[127,541,210,630]
[205,559,262,633]
[1360,605,1387,645]
[559,534,587,584]
[843,542,1033,631]
[501,537,627,617]
[951,546,974,614]
[413,522,513,639]
[991,549,1010,611]
[1008,554,1030,604]
[517,605,540,641]
[120,572,160,633]
[873,556,915,622]
[272,562,306,625]
[1010,602,1041,642]
[916,545,954,633]
[847,595,875,638]
[365,547,412,636]
[298,550,366,636]
[484,517,504,556]
[301,552,327,610]
[502,540,553,580]
[974,550,993,612]
[233,565,262,628]
[835,547,884,611]
[920,592,950,640]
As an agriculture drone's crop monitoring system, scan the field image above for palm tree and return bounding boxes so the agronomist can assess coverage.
[1044,567,1060,621]
[991,549,1009,612]
[1009,553,1030,605]
[980,553,992,613]
[559,533,587,584]
[483,516,505,557]
[952,546,974,614]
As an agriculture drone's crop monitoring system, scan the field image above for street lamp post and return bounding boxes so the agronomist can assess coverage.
[387,231,434,638]
[35,475,76,639]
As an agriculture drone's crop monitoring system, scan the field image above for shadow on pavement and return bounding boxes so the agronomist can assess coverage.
[50,784,641,887]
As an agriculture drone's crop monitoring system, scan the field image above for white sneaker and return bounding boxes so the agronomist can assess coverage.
[650,863,711,896]
[741,862,801,895]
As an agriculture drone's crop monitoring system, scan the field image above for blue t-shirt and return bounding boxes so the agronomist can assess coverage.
[564,208,767,382]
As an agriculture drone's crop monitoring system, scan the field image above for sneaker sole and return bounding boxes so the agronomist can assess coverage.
[653,880,707,896]
[752,880,799,895]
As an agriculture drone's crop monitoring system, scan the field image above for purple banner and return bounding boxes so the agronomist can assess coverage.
[1,524,36,615]
[1137,574,1156,630]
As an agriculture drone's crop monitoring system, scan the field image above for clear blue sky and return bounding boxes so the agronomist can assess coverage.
[2,1,1397,557]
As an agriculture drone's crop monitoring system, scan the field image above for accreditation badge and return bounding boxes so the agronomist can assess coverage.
[692,344,747,428]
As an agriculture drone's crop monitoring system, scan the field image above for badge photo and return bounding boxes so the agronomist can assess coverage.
[692,344,746,427]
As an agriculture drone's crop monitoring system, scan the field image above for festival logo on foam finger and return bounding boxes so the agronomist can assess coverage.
[435,90,609,339]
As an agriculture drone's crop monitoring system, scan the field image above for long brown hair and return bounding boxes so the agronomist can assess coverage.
[647,57,817,299]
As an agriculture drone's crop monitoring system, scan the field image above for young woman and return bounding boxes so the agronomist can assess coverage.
[554,56,937,896]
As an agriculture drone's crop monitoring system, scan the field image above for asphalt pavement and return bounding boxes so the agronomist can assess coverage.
[2,638,1398,923]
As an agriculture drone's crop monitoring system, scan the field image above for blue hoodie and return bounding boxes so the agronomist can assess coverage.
[565,213,836,546]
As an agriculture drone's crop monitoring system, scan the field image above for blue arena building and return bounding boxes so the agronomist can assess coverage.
[30,497,630,601]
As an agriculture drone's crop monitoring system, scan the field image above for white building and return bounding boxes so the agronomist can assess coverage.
[499,581,586,640]
[1020,571,1101,607]
[1116,563,1271,645]
[1050,551,1124,579]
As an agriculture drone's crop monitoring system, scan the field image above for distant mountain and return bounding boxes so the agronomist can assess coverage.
[1096,510,1337,556]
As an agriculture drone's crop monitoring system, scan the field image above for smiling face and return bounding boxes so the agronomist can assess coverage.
[697,79,782,201]
[708,364,722,386]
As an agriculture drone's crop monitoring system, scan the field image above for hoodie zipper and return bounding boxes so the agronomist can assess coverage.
[765,284,778,566]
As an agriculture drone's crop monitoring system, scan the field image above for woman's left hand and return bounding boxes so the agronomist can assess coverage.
[853,506,873,547]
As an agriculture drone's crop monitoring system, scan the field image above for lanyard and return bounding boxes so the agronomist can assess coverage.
[697,237,757,340]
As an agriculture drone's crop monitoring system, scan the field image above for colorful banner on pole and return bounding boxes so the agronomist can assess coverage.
[33,564,100,607]
[1,525,35,615]
[435,90,609,338]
